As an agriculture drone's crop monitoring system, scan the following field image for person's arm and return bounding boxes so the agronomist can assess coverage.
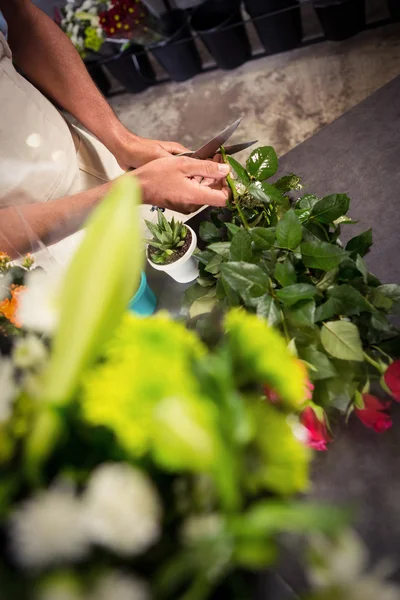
[0,0,188,168]
[0,158,230,258]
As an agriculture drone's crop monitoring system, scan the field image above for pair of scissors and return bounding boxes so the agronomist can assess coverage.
[179,118,257,159]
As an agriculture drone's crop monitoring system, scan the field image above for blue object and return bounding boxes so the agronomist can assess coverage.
[0,11,8,39]
[128,272,157,316]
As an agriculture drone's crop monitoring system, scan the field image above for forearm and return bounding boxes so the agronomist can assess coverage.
[0,0,129,154]
[0,183,110,258]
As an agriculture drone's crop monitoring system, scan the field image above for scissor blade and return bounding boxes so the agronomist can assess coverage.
[191,118,242,160]
[224,140,258,155]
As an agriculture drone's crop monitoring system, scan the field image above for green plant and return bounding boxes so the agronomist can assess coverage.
[146,210,189,265]
[185,145,400,443]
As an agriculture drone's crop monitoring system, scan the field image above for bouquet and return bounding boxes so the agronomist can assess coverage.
[58,0,107,57]
[184,144,400,450]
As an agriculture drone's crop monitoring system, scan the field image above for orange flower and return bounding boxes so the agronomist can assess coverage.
[0,285,25,327]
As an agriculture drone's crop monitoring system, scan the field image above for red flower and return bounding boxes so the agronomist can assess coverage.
[300,405,332,451]
[384,360,400,401]
[354,394,392,433]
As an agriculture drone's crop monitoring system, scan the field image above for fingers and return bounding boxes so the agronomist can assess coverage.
[188,179,229,207]
[178,157,230,180]
[162,141,191,155]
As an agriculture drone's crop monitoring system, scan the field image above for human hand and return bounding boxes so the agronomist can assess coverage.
[132,156,231,213]
[111,130,190,170]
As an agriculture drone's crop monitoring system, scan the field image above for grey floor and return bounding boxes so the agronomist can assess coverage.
[110,22,400,159]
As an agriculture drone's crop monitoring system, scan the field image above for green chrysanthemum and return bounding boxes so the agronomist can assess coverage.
[225,309,307,407]
[82,313,217,471]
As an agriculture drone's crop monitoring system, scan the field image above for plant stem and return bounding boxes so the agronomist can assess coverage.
[363,351,385,374]
[220,146,249,230]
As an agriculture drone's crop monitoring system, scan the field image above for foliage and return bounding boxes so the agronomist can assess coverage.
[0,179,347,600]
[146,210,189,265]
[185,145,400,445]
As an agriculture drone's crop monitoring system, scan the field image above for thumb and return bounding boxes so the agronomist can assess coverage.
[179,157,230,179]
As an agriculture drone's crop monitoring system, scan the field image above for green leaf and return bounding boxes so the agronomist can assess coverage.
[368,289,393,311]
[227,155,250,186]
[300,348,337,380]
[345,228,373,257]
[199,221,222,243]
[287,300,315,328]
[246,146,278,180]
[298,194,320,210]
[301,241,347,271]
[303,222,330,243]
[250,227,276,250]
[276,209,302,250]
[320,321,364,362]
[189,293,217,318]
[226,222,241,238]
[276,283,317,306]
[184,283,210,306]
[328,284,375,315]
[294,208,311,223]
[256,295,281,326]
[376,284,400,303]
[316,268,339,291]
[220,262,270,299]
[310,193,350,224]
[274,259,296,287]
[248,181,284,205]
[205,254,223,274]
[229,229,253,262]
[355,255,368,283]
[333,215,358,225]
[274,173,302,193]
[43,177,142,403]
[207,241,231,258]
[315,298,337,322]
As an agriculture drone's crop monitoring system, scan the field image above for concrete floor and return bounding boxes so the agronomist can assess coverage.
[110,23,400,160]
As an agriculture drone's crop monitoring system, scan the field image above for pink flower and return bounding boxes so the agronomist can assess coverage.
[300,405,332,451]
[384,360,400,401]
[354,394,392,433]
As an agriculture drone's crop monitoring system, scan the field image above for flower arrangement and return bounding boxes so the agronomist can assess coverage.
[58,0,107,57]
[0,176,352,599]
[99,0,164,45]
[184,145,400,449]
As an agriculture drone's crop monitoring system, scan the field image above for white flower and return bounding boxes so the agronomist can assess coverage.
[0,359,16,422]
[17,268,62,335]
[83,463,162,556]
[90,571,150,600]
[13,334,47,369]
[10,485,89,568]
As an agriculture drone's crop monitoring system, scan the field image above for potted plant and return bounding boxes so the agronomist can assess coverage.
[148,9,202,83]
[312,0,366,41]
[145,210,199,283]
[191,0,251,70]
[184,144,400,448]
[244,0,302,54]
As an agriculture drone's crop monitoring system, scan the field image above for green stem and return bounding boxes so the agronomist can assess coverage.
[363,351,385,374]
[220,146,249,230]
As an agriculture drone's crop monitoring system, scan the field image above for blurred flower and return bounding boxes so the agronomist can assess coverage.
[90,570,150,600]
[225,310,308,407]
[354,394,392,433]
[0,284,25,326]
[13,334,47,369]
[82,314,215,471]
[17,268,61,335]
[182,513,224,544]
[83,463,161,556]
[264,360,314,405]
[0,359,16,422]
[0,251,11,272]
[21,253,35,270]
[300,405,332,451]
[384,360,400,401]
[10,485,89,568]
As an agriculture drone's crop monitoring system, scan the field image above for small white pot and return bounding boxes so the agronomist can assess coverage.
[147,225,199,283]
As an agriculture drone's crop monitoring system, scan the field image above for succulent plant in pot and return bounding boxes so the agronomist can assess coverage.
[145,210,199,283]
